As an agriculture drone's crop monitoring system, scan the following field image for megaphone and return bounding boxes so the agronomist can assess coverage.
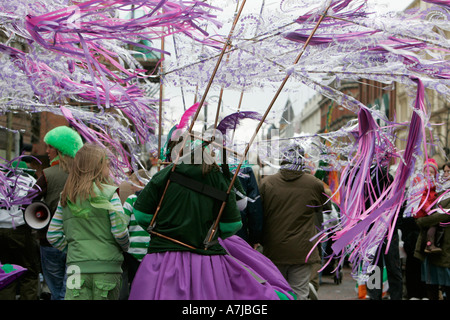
[23,202,51,230]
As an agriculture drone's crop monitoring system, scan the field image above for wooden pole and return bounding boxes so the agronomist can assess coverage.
[187,1,247,134]
[213,87,225,130]
[205,2,333,247]
[157,7,165,171]
[230,88,245,144]
[148,0,248,230]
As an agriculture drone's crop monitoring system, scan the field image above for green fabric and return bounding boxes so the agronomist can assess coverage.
[61,183,124,273]
[50,155,60,166]
[11,161,27,170]
[133,163,242,255]
[161,125,178,160]
[91,184,128,231]
[10,161,36,177]
[275,290,297,300]
[65,273,121,300]
[1,264,15,273]
[67,184,119,218]
[219,221,243,238]
[124,195,150,262]
[133,208,153,229]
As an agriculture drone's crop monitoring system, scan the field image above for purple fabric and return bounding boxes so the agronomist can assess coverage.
[129,236,293,300]
[0,264,27,290]
[219,236,295,299]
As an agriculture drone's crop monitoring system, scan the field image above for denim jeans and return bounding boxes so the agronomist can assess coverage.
[40,245,67,300]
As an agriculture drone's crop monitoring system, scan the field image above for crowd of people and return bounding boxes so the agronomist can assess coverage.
[1,125,449,300]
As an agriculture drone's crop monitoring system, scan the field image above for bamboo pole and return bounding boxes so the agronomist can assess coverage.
[212,1,243,132]
[213,87,225,130]
[157,38,164,171]
[148,0,248,230]
[157,6,165,172]
[229,88,245,144]
[187,1,247,134]
[205,2,334,247]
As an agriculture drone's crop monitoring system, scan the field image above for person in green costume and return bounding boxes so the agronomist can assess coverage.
[129,132,296,300]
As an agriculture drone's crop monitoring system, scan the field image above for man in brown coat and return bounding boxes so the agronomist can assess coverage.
[259,146,329,300]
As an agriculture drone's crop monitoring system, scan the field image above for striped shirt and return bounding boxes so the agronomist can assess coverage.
[123,194,150,261]
[47,192,130,252]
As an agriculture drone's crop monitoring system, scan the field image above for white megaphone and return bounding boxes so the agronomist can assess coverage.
[24,201,51,230]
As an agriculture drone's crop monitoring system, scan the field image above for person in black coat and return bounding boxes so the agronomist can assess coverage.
[365,164,403,300]
[235,166,264,250]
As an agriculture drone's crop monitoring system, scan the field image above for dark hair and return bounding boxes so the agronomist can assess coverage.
[443,162,450,170]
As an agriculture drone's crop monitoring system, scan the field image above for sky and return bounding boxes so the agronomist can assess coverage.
[158,0,416,140]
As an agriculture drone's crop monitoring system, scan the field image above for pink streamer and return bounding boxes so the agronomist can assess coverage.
[313,77,429,277]
[176,102,200,129]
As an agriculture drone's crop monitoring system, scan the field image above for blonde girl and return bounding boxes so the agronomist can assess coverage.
[47,143,129,300]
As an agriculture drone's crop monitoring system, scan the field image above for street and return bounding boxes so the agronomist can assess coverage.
[316,265,360,300]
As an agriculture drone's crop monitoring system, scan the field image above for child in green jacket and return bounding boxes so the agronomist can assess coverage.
[47,143,129,300]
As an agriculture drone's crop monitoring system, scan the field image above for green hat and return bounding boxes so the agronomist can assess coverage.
[11,160,28,170]
[8,160,36,177]
[44,126,83,158]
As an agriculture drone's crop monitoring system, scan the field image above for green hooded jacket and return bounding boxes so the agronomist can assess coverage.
[61,184,125,273]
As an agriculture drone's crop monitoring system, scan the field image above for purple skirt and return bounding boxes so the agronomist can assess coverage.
[129,235,295,300]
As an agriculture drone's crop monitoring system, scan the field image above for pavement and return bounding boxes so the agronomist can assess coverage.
[315,265,360,300]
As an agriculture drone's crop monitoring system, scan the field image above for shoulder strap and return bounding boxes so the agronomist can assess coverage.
[169,171,228,203]
[147,169,230,251]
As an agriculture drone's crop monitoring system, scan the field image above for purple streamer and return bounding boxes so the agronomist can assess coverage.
[0,155,41,229]
[422,0,450,8]
[216,111,263,135]
[313,78,429,276]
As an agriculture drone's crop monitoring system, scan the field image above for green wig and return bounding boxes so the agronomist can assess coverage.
[44,126,83,158]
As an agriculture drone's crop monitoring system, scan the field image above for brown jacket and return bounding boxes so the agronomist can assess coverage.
[259,169,328,265]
